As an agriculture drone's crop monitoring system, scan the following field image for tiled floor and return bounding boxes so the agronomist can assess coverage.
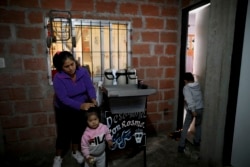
[1,134,202,167]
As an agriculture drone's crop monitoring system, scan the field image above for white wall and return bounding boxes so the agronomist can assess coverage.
[193,5,210,92]
[231,1,250,166]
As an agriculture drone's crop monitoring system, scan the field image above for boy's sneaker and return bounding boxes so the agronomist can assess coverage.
[53,156,62,167]
[72,150,84,164]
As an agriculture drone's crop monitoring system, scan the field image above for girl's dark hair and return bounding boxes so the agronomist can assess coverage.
[184,72,194,82]
[85,107,101,120]
[53,51,79,72]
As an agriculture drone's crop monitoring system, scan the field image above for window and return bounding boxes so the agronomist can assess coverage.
[45,11,132,85]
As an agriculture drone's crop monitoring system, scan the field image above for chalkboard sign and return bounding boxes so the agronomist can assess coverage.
[105,111,146,150]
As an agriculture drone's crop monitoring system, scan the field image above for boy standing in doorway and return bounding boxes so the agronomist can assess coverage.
[178,72,204,153]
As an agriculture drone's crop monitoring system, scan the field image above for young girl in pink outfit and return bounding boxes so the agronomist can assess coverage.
[81,107,113,167]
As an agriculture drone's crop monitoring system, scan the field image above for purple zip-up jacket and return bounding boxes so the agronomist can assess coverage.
[53,67,96,110]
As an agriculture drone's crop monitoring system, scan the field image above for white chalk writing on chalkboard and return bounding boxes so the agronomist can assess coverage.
[105,111,145,150]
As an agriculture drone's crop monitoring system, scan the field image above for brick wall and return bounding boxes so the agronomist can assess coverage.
[0,0,180,155]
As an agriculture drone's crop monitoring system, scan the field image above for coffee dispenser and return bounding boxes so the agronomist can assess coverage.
[104,69,114,85]
[116,69,127,85]
[127,68,137,84]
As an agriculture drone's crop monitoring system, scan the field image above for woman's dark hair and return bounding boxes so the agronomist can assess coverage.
[53,51,79,72]
[183,72,194,82]
[85,107,101,120]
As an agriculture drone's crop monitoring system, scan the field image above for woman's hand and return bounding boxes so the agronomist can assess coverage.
[80,103,95,110]
[91,99,98,106]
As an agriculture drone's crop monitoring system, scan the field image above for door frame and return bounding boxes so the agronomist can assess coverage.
[177,0,210,130]
[223,0,248,165]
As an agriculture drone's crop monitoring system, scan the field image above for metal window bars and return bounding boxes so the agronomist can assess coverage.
[45,10,132,85]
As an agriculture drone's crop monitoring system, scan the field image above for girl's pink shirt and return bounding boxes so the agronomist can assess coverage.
[81,123,112,158]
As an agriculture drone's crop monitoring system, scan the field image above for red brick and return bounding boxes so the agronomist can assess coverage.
[141,32,159,42]
[47,126,56,136]
[9,42,33,55]
[159,79,174,89]
[10,0,39,8]
[96,1,116,13]
[49,113,56,124]
[0,88,27,101]
[159,56,176,66]
[162,6,178,17]
[19,127,55,140]
[166,44,177,55]
[132,18,143,28]
[0,25,11,39]
[158,122,172,132]
[71,0,94,11]
[36,43,44,55]
[147,113,162,123]
[34,138,55,151]
[28,11,43,24]
[32,114,48,126]
[154,44,164,55]
[0,102,13,116]
[41,0,65,10]
[7,55,23,70]
[15,100,42,114]
[164,89,175,100]
[19,127,49,140]
[132,44,150,54]
[167,19,178,30]
[42,99,54,112]
[145,80,158,93]
[146,18,164,29]
[28,86,46,99]
[148,0,166,3]
[24,57,47,71]
[146,68,164,78]
[166,67,176,78]
[164,110,174,120]
[0,9,25,24]
[12,73,40,85]
[166,0,179,5]
[5,141,33,155]
[120,2,138,15]
[147,102,157,113]
[141,4,159,16]
[136,68,145,79]
[1,116,29,129]
[0,73,12,87]
[4,129,18,142]
[132,57,139,68]
[159,101,170,111]
[161,32,177,43]
[17,26,42,40]
[140,56,158,66]
[0,0,8,6]
[132,32,140,42]
[148,92,159,101]
[46,88,55,99]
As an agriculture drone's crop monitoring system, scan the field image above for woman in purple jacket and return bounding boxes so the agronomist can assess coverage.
[52,51,97,167]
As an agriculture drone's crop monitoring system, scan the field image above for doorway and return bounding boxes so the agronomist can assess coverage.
[177,1,210,138]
